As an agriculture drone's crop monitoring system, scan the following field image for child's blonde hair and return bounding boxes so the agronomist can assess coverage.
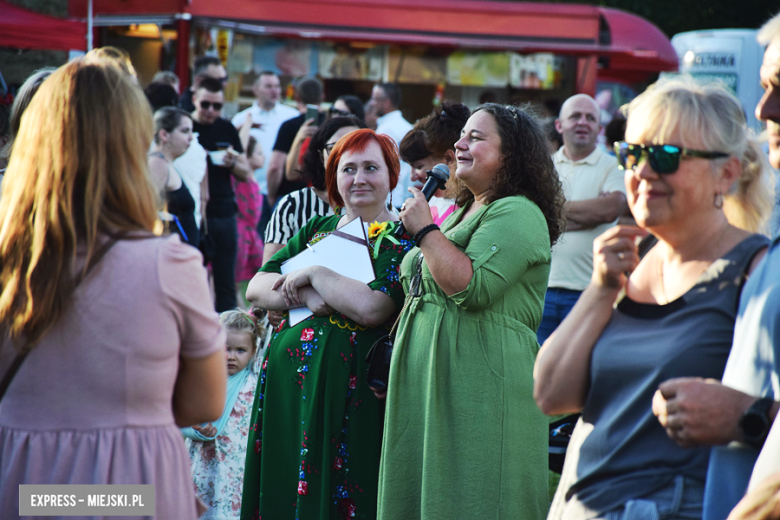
[219,309,265,353]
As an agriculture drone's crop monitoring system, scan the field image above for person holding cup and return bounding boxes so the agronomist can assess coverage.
[191,76,251,312]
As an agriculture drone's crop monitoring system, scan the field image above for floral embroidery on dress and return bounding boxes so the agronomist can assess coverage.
[241,216,415,520]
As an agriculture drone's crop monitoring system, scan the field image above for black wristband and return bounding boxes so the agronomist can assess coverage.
[414,224,439,245]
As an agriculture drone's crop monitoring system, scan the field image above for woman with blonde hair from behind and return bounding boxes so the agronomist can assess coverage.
[0,60,227,518]
[535,77,773,520]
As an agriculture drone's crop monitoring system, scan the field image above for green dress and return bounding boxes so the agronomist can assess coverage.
[241,215,413,520]
[377,196,551,520]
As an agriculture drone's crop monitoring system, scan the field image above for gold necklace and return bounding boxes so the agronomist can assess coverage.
[657,221,730,305]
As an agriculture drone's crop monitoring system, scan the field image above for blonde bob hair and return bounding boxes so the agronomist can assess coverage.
[0,60,158,347]
[626,76,774,234]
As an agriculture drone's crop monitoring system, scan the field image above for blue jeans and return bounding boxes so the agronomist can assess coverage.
[603,476,704,520]
[536,288,582,345]
[554,476,704,520]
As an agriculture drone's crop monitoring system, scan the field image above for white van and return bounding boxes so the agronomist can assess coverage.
[670,29,764,131]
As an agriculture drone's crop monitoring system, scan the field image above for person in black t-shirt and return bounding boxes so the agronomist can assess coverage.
[191,77,251,312]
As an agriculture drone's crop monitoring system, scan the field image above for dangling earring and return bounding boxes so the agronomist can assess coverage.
[714,192,724,209]
[389,191,393,210]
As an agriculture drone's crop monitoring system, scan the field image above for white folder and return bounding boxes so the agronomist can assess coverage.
[281,217,376,326]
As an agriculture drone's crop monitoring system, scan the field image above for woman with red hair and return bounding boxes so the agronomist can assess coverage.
[242,129,412,519]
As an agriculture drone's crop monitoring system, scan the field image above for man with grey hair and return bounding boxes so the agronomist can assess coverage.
[650,12,780,520]
[536,93,626,346]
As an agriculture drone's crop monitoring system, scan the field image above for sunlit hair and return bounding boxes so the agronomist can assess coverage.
[0,60,158,348]
[758,11,780,45]
[0,68,55,161]
[301,116,366,191]
[153,106,192,145]
[84,46,137,79]
[325,129,400,208]
[219,309,265,355]
[626,76,774,233]
[456,104,565,246]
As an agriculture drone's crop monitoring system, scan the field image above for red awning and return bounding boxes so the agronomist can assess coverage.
[1,0,86,51]
[598,7,678,83]
[67,0,678,79]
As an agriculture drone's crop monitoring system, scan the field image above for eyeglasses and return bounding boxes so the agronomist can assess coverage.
[324,142,337,154]
[200,101,223,111]
[216,76,229,83]
[329,107,352,117]
[614,141,730,174]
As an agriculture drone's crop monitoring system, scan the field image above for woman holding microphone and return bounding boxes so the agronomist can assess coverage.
[377,104,565,520]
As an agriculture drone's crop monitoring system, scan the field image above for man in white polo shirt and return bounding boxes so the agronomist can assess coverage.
[372,82,413,207]
[232,71,298,196]
[537,94,626,345]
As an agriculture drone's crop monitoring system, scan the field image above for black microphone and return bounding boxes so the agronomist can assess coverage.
[395,163,450,238]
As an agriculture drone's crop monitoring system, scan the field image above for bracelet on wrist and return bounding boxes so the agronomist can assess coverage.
[414,224,440,245]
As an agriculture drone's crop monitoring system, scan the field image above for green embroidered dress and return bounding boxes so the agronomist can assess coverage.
[241,215,413,520]
[377,197,551,520]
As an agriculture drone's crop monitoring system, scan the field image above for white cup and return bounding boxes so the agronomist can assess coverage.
[208,150,227,164]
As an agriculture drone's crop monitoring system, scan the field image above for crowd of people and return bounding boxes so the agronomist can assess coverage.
[2,10,780,520]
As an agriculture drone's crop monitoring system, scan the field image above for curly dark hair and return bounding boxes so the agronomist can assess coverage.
[455,103,565,246]
[299,116,367,190]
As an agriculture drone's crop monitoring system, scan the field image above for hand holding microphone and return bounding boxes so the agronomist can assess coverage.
[396,163,450,239]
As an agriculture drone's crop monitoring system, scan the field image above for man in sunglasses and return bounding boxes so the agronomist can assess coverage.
[191,77,251,312]
[649,12,780,520]
[537,94,627,346]
[180,56,229,112]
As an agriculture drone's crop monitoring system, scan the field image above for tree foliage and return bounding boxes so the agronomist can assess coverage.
[511,0,779,38]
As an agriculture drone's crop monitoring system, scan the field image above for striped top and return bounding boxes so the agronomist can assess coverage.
[264,187,336,245]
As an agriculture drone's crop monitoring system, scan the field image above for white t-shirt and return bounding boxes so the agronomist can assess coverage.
[376,110,413,206]
[548,146,624,291]
[173,134,208,230]
[231,101,299,194]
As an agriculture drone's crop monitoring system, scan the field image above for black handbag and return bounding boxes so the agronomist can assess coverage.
[365,252,424,391]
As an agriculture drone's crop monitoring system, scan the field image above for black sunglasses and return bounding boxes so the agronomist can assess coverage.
[200,101,223,111]
[328,107,352,117]
[324,142,337,154]
[614,141,730,174]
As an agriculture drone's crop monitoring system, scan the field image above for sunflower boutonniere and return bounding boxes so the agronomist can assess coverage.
[367,220,400,258]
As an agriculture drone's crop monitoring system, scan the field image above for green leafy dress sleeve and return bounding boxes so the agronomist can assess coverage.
[259,215,341,275]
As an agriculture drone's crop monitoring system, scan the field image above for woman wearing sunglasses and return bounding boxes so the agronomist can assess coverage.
[536,77,774,520]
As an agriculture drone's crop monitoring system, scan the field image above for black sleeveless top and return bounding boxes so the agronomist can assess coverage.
[166,183,199,247]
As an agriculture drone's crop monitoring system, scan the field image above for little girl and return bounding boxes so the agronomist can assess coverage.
[182,309,265,519]
[232,136,265,308]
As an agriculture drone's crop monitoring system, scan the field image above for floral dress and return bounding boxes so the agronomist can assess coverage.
[241,215,413,520]
[185,366,259,520]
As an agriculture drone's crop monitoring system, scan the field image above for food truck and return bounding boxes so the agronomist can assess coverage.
[70,0,678,120]
[671,29,764,130]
